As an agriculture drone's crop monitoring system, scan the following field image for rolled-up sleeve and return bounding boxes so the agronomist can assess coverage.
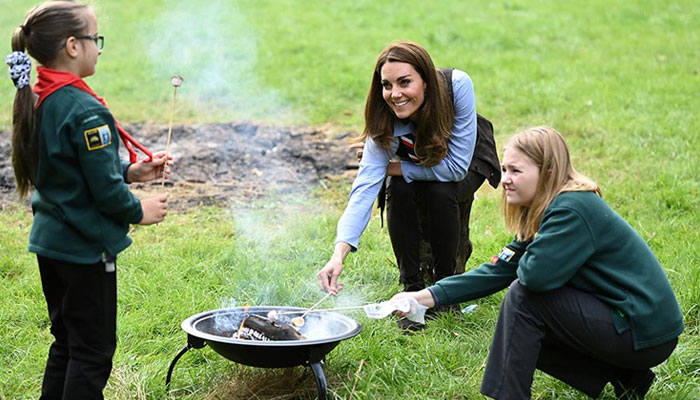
[401,69,477,183]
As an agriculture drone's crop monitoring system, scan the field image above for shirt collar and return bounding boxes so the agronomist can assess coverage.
[393,119,416,137]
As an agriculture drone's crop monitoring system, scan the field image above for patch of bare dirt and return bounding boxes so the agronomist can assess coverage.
[0,121,359,211]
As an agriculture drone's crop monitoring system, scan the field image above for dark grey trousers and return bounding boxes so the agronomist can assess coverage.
[480,280,677,400]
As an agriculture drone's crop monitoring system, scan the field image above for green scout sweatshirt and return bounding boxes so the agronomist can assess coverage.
[430,191,684,350]
[28,86,143,264]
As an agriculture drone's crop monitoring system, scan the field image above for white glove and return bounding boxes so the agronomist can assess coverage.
[363,297,428,324]
[402,297,428,324]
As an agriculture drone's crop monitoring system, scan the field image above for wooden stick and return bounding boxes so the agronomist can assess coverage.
[300,291,334,318]
[276,305,366,316]
[161,88,177,186]
[162,75,183,187]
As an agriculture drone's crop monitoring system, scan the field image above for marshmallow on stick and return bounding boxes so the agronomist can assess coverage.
[162,75,183,186]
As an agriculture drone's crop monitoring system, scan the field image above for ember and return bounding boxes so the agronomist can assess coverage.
[235,304,250,338]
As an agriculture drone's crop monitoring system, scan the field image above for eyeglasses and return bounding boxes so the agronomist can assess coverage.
[75,34,104,50]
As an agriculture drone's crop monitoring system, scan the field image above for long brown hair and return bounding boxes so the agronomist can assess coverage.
[361,41,453,167]
[9,0,90,199]
[503,126,601,241]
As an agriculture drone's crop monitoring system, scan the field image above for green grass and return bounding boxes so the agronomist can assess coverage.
[1,0,699,398]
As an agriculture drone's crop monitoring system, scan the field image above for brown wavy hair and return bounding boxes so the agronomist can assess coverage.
[9,1,90,199]
[361,41,453,167]
[503,126,602,241]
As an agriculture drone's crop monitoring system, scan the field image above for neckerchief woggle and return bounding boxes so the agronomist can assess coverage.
[33,66,152,163]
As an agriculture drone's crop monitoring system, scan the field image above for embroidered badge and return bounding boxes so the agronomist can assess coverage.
[496,246,516,262]
[81,115,99,124]
[84,125,111,151]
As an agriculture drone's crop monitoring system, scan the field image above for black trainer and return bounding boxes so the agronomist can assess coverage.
[612,369,655,400]
[425,304,461,320]
[397,317,425,334]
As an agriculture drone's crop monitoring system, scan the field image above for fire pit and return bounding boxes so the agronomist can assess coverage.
[166,306,362,399]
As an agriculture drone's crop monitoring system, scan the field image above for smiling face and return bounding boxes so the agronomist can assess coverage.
[380,61,426,120]
[501,147,541,207]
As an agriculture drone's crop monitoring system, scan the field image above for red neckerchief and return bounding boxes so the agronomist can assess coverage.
[33,66,152,162]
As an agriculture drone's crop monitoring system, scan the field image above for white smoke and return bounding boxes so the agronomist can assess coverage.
[141,1,372,331]
[142,0,291,117]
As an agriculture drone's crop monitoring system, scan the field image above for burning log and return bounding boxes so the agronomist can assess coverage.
[233,315,305,341]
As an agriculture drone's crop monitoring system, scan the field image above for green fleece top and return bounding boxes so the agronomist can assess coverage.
[28,86,143,264]
[430,191,684,350]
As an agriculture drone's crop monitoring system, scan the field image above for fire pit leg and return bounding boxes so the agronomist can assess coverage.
[166,334,207,391]
[165,344,191,389]
[308,361,328,400]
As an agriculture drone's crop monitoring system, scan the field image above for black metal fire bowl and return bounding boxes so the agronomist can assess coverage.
[166,306,362,399]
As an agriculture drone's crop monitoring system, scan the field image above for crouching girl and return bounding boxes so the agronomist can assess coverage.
[392,126,683,399]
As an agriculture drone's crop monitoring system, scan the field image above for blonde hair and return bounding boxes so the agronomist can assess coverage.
[503,126,601,241]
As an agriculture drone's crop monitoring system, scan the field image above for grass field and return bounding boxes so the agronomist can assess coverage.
[1,0,699,399]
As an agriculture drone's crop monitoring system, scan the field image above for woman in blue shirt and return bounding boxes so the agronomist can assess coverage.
[317,41,483,324]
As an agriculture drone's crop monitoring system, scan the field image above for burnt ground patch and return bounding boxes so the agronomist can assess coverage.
[0,122,359,211]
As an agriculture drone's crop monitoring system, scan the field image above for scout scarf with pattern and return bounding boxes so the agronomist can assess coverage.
[33,66,152,162]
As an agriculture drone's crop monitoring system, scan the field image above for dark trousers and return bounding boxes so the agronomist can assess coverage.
[454,173,485,275]
[386,176,460,290]
[386,173,484,291]
[481,281,678,400]
[37,255,117,400]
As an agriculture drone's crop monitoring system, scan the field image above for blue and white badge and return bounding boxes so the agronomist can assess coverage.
[497,246,515,262]
[84,124,112,151]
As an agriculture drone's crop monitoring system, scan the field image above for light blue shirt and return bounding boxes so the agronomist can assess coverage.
[336,69,477,250]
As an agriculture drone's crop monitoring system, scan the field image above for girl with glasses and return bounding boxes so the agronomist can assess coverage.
[6,1,171,398]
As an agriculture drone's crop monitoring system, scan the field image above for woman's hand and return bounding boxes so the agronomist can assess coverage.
[348,143,401,176]
[386,161,402,176]
[138,193,168,225]
[127,152,173,183]
[349,142,364,162]
[317,242,352,294]
[317,258,344,294]
[389,289,436,317]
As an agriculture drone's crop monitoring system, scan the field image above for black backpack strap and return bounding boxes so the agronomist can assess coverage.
[440,67,455,100]
[377,177,387,227]
[439,68,501,188]
[472,114,501,188]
